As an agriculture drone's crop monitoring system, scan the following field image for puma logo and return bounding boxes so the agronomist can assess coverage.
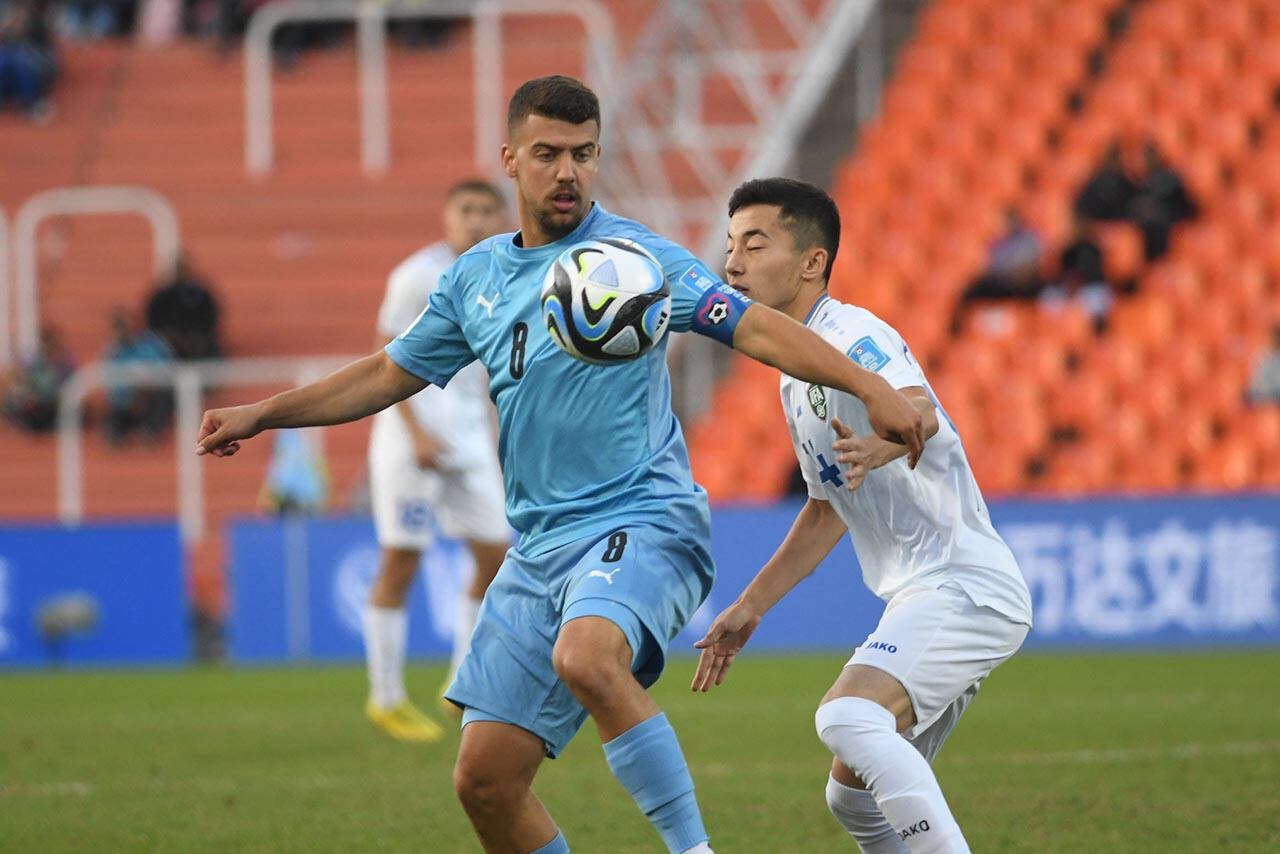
[477,293,499,318]
[587,568,622,585]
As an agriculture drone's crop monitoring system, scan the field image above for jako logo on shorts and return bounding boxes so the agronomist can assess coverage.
[865,640,898,653]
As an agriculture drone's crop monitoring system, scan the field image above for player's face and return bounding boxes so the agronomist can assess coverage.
[503,114,600,244]
[442,190,506,255]
[725,205,821,315]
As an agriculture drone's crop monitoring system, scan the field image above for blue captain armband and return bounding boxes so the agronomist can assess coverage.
[689,281,751,346]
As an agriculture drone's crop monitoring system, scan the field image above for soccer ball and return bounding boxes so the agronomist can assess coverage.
[541,238,671,365]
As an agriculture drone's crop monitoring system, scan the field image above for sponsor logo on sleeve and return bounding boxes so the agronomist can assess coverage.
[848,335,891,372]
[679,264,719,295]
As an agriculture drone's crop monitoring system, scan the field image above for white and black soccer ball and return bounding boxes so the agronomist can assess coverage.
[541,237,671,365]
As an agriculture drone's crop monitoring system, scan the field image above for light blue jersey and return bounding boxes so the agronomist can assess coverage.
[386,203,750,558]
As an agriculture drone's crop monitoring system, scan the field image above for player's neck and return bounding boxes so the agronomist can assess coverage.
[785,289,829,326]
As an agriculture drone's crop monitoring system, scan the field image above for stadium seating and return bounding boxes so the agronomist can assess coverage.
[689,0,1280,499]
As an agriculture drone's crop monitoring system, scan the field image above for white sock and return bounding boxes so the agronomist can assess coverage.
[362,605,407,709]
[816,698,969,854]
[446,594,482,686]
[826,775,909,853]
[679,843,714,853]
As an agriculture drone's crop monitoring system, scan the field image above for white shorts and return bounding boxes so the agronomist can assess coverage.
[369,430,509,551]
[849,582,1029,744]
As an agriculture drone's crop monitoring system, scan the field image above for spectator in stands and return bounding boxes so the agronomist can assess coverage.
[1131,140,1197,261]
[1074,142,1136,222]
[953,207,1044,331]
[2,325,73,433]
[145,253,223,360]
[0,0,57,122]
[1248,325,1280,405]
[103,308,173,444]
[1044,214,1113,333]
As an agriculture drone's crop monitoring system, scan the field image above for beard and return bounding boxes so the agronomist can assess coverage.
[535,203,585,241]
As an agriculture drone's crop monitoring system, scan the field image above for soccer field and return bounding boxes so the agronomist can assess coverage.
[2,651,1277,853]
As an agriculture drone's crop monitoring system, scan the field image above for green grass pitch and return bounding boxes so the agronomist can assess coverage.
[2,651,1278,852]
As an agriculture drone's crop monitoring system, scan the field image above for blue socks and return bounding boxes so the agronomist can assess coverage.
[603,713,708,853]
[531,830,569,854]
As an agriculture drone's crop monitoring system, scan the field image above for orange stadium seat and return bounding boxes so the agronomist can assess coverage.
[1200,2,1259,42]
[1133,2,1196,43]
[1178,40,1237,84]
[1048,4,1107,48]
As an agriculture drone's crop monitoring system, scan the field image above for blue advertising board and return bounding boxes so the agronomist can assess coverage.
[0,522,186,666]
[227,493,1280,661]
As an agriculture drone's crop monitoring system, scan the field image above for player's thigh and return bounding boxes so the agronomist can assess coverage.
[369,434,434,551]
[847,582,1028,739]
[560,525,714,687]
[447,549,586,758]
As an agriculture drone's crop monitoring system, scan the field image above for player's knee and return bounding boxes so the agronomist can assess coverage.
[452,755,517,816]
[814,697,895,761]
[553,642,628,703]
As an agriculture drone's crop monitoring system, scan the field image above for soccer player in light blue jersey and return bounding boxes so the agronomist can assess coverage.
[195,76,926,854]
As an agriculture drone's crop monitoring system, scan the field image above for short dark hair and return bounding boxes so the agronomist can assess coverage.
[728,178,841,281]
[445,178,504,204]
[507,75,601,137]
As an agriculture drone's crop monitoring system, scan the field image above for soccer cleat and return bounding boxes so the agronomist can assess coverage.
[365,699,445,743]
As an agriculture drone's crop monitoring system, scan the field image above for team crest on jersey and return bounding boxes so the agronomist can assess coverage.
[848,336,891,372]
[807,384,828,420]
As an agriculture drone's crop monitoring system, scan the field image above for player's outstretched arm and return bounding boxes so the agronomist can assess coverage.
[731,303,927,467]
[195,351,427,458]
[691,497,847,692]
[831,390,939,489]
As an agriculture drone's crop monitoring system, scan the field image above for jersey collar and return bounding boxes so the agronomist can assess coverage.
[803,294,831,327]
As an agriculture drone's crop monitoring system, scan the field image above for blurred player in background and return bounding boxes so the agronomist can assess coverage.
[364,180,511,742]
[195,77,927,854]
[692,178,1033,854]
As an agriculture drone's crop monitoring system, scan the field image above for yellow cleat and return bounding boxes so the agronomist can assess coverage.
[366,700,445,743]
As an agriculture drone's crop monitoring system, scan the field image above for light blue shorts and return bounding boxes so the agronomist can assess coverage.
[445,523,714,757]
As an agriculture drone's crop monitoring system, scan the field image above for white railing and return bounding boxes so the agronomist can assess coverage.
[244,0,618,178]
[12,187,180,364]
[0,205,9,367]
[57,355,359,545]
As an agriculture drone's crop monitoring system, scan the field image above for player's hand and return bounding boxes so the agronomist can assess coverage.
[412,431,445,470]
[862,379,925,468]
[691,600,762,692]
[195,404,262,458]
[831,418,872,491]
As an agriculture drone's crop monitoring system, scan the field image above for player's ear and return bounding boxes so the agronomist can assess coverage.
[803,247,828,282]
[501,143,518,179]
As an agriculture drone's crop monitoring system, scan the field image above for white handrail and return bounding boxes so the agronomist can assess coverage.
[0,204,9,367]
[244,0,618,178]
[13,187,181,362]
[694,0,881,263]
[57,355,359,544]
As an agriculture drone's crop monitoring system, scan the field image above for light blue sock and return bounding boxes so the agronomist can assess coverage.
[531,830,569,854]
[602,713,708,853]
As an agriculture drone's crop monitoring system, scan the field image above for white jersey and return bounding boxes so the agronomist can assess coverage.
[781,296,1032,625]
[372,242,493,470]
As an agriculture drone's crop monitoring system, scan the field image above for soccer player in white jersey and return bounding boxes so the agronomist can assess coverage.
[692,178,1033,854]
[364,180,511,742]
